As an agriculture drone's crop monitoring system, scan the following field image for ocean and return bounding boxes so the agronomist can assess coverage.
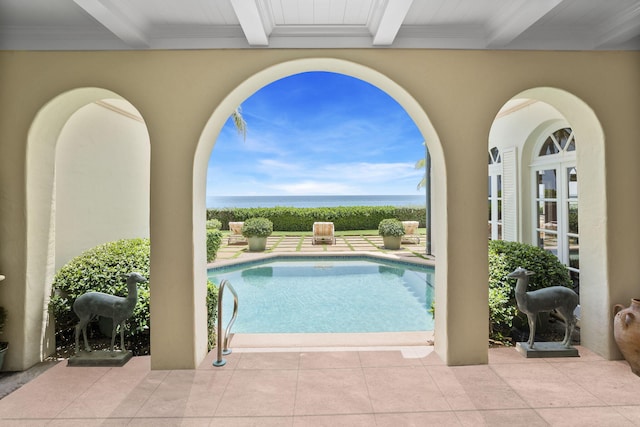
[207,195,426,209]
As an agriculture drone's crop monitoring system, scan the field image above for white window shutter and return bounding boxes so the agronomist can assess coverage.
[502,146,518,241]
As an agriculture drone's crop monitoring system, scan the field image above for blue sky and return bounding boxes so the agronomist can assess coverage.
[207,72,425,198]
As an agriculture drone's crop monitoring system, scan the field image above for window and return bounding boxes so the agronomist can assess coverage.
[532,128,579,283]
[488,147,502,240]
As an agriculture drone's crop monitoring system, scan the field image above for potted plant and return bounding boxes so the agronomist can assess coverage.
[242,217,273,251]
[0,305,7,370]
[378,218,405,250]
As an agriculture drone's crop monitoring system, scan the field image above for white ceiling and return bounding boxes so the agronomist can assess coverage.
[1,0,638,51]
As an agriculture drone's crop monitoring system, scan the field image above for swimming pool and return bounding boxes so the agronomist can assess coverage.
[207,256,435,334]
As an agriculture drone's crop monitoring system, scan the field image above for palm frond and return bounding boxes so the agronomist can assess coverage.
[416,141,427,189]
[231,106,247,141]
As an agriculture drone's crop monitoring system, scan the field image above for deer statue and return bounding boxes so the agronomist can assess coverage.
[507,267,578,349]
[73,272,147,354]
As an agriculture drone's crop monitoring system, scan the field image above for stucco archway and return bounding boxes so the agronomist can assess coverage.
[516,88,609,357]
[489,87,609,357]
[22,88,149,370]
[192,58,467,365]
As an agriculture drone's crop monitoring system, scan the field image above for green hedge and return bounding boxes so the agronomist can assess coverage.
[207,206,426,231]
[49,238,151,354]
[50,238,220,355]
[488,240,573,342]
[207,280,219,350]
[206,219,222,230]
[206,229,223,262]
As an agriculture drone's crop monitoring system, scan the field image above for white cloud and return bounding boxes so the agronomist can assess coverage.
[206,72,426,198]
[256,158,301,172]
[324,162,419,182]
[208,157,423,196]
[269,181,355,195]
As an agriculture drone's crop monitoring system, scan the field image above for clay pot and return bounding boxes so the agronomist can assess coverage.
[613,299,640,376]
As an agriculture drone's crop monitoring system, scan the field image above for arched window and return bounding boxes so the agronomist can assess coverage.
[532,127,579,283]
[488,147,502,240]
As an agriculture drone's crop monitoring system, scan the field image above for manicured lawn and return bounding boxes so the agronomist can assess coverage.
[222,229,426,238]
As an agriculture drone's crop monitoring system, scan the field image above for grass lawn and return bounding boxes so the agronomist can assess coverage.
[222,229,427,238]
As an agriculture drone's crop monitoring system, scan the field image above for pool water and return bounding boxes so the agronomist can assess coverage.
[207,257,435,334]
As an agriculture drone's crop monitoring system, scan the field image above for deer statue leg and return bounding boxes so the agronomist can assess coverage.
[74,323,81,354]
[75,318,91,353]
[562,323,571,347]
[110,323,117,352]
[561,311,576,348]
[82,325,91,352]
[120,322,126,351]
[568,318,576,347]
[527,313,537,348]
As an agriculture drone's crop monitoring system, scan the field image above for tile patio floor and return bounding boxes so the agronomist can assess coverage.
[3,346,640,426]
[2,236,640,425]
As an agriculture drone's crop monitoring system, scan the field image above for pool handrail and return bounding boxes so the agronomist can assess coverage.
[212,279,239,367]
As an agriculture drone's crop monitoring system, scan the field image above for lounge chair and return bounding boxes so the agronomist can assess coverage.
[228,221,247,244]
[401,221,420,244]
[312,222,336,245]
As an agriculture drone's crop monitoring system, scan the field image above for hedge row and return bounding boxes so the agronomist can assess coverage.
[488,240,573,342]
[207,206,426,231]
[206,229,223,262]
[49,238,220,356]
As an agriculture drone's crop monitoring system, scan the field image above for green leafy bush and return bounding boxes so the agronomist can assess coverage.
[0,306,6,335]
[206,219,222,230]
[242,217,273,238]
[50,238,220,355]
[206,280,219,350]
[488,240,573,342]
[206,229,223,262]
[49,238,151,354]
[207,206,426,231]
[378,218,406,237]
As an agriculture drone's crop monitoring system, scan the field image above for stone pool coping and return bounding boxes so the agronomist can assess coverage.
[208,250,435,270]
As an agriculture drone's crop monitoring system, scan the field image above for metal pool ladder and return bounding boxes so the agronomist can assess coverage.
[213,279,238,367]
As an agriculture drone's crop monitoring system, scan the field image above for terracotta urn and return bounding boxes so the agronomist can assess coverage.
[613,299,640,376]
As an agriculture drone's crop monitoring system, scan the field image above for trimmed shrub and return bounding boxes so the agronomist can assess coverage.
[378,218,406,237]
[206,280,219,350]
[206,219,222,230]
[488,240,573,342]
[207,206,426,231]
[49,238,151,354]
[206,229,223,262]
[0,305,6,335]
[49,238,220,356]
[241,217,273,237]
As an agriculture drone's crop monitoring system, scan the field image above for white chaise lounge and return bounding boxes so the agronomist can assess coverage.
[401,221,420,244]
[312,222,336,245]
[228,221,247,244]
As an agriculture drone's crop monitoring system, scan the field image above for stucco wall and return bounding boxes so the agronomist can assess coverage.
[0,49,638,371]
[55,100,150,270]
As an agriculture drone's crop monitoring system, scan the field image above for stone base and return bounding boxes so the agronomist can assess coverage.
[516,342,579,358]
[67,350,133,367]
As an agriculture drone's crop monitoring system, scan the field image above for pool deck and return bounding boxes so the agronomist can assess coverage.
[3,236,640,425]
[211,234,435,268]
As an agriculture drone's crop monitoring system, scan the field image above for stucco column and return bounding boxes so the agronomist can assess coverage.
[432,123,490,366]
[148,119,208,370]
